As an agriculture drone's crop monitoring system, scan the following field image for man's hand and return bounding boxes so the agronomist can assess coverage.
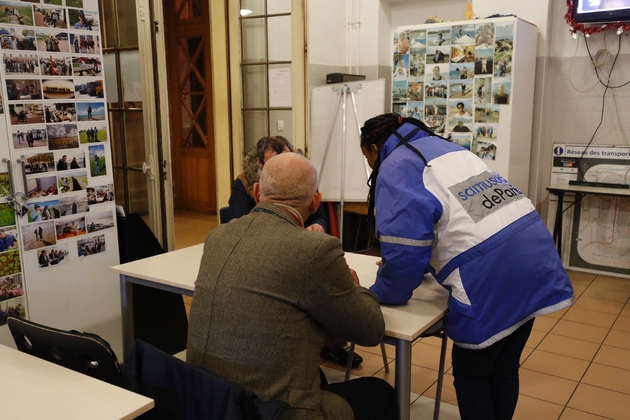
[306,223,325,232]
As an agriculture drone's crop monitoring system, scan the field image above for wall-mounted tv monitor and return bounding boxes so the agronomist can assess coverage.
[573,0,630,23]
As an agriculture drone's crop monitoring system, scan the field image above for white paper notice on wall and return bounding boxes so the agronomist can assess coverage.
[269,68,292,108]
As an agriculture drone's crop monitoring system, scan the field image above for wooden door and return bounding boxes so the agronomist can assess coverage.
[164,0,216,213]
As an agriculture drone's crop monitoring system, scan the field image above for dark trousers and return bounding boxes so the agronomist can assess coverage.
[321,371,398,420]
[452,318,535,420]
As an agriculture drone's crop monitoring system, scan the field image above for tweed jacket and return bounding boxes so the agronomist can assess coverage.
[187,202,385,420]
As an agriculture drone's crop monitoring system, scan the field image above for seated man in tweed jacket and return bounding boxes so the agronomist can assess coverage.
[187,153,397,420]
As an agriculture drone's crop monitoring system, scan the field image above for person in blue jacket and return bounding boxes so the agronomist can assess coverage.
[359,113,574,420]
[228,135,364,368]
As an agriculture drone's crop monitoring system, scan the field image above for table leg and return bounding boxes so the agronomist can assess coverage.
[395,339,412,420]
[120,274,135,363]
[553,191,564,256]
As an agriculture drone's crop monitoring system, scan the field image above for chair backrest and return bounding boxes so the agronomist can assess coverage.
[125,339,288,420]
[219,206,232,224]
[7,317,122,386]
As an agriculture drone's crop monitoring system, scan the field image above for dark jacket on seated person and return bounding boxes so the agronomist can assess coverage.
[228,148,328,231]
[187,202,384,419]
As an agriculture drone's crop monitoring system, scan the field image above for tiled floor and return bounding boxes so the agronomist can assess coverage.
[175,210,630,419]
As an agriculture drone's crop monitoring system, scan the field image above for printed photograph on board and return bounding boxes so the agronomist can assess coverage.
[408,101,423,121]
[21,152,55,174]
[427,27,451,47]
[0,2,34,26]
[449,79,473,99]
[409,53,424,78]
[26,200,59,222]
[451,44,474,64]
[26,175,58,199]
[9,103,45,124]
[0,173,9,198]
[0,27,36,50]
[408,29,426,54]
[475,77,492,104]
[408,79,423,102]
[47,123,79,150]
[86,212,114,233]
[5,79,42,100]
[76,102,105,121]
[86,184,114,205]
[68,9,99,31]
[474,104,500,124]
[70,33,100,55]
[450,134,472,151]
[21,220,56,251]
[492,81,511,105]
[450,62,473,81]
[474,47,493,76]
[0,226,18,253]
[3,53,39,75]
[74,79,103,99]
[475,22,495,49]
[39,56,73,77]
[0,273,23,302]
[32,5,67,29]
[0,203,16,229]
[55,150,85,171]
[77,234,105,258]
[59,192,89,216]
[35,30,70,53]
[37,243,70,269]
[392,79,408,102]
[449,119,473,134]
[42,78,75,99]
[45,102,76,123]
[79,122,107,143]
[494,23,514,79]
[393,29,410,54]
[55,216,86,240]
[449,99,473,120]
[11,125,47,149]
[474,124,498,142]
[472,139,496,161]
[451,24,475,45]
[58,171,88,194]
[88,144,106,177]
[426,46,449,64]
[393,54,409,79]
[72,56,101,76]
[0,250,20,277]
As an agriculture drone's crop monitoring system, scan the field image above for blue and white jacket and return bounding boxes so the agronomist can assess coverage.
[370,123,574,349]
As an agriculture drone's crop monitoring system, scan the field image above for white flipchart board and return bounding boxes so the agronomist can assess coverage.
[310,79,385,202]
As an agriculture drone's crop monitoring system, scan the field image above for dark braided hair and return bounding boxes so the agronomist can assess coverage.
[360,113,450,241]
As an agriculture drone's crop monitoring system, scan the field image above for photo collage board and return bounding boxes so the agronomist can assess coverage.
[0,0,114,292]
[392,20,515,161]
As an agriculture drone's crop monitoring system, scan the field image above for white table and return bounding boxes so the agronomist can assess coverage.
[111,244,449,420]
[0,344,153,420]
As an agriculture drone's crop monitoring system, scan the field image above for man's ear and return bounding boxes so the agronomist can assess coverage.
[309,191,322,214]
[253,183,261,203]
[256,158,264,170]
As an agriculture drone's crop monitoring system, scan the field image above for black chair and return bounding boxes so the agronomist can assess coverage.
[117,213,189,355]
[345,319,448,420]
[219,206,232,224]
[7,317,122,386]
[125,339,288,420]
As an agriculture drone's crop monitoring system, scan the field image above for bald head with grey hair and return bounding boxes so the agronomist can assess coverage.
[254,153,321,222]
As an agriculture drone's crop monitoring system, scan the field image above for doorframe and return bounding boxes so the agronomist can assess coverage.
[135,0,175,250]
[135,0,233,251]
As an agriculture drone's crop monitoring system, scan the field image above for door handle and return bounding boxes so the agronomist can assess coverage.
[15,158,28,201]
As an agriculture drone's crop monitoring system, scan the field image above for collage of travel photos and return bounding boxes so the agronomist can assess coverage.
[392,20,515,161]
[0,0,115,271]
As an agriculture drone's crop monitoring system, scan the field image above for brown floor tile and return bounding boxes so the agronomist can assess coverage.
[551,319,609,344]
[621,303,630,318]
[559,407,610,419]
[612,315,630,333]
[568,383,630,419]
[572,296,625,315]
[582,362,630,395]
[567,270,597,285]
[603,329,630,350]
[571,283,587,298]
[525,329,547,349]
[332,349,391,378]
[581,286,630,303]
[519,368,578,406]
[521,350,590,381]
[537,333,600,361]
[411,341,452,372]
[593,345,630,371]
[371,361,439,396]
[591,275,630,292]
[520,346,534,364]
[562,307,617,329]
[422,372,458,407]
[533,316,560,333]
[354,343,395,358]
[512,394,564,420]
